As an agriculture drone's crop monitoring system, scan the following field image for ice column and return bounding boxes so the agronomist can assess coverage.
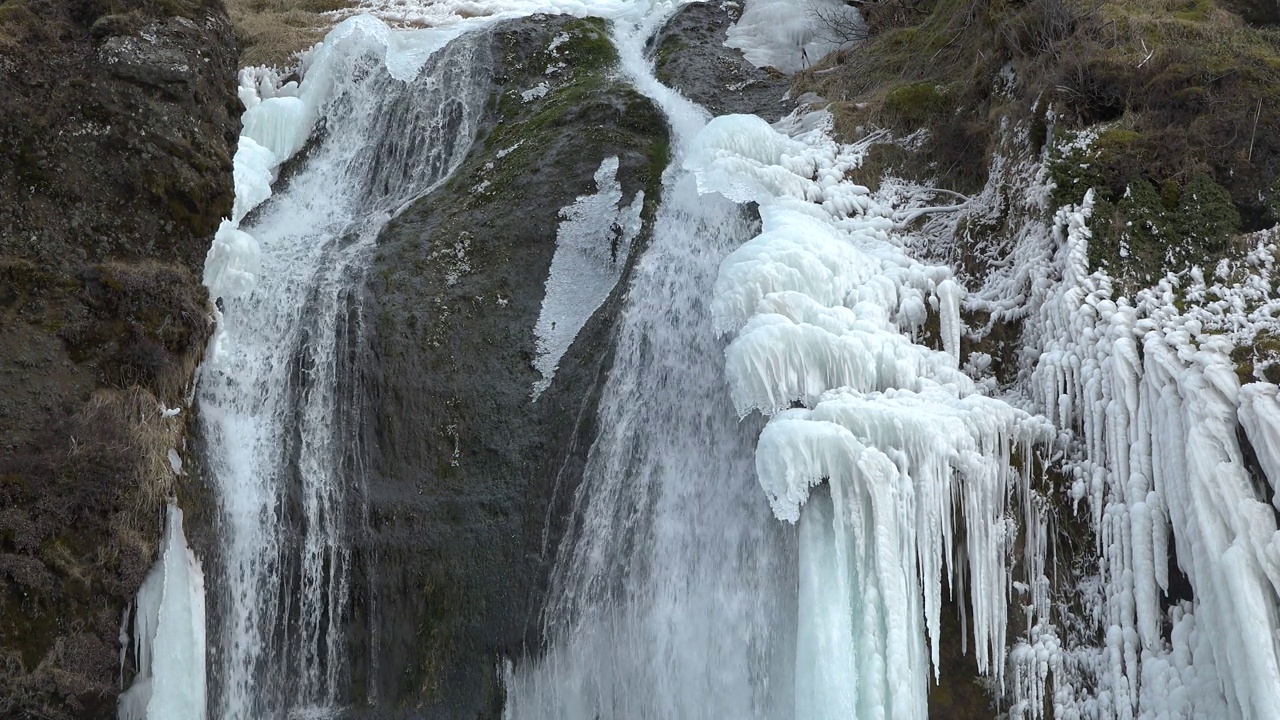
[118,503,207,720]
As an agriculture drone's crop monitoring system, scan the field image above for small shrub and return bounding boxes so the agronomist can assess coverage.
[882,82,951,129]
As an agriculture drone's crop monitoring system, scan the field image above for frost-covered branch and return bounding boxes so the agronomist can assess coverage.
[891,189,971,228]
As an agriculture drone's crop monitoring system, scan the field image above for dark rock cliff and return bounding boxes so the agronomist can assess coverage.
[0,0,238,715]
[653,1,794,121]
[355,16,667,716]
[349,8,810,715]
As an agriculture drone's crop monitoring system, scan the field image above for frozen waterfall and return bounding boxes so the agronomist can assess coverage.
[119,504,207,720]
[187,0,1280,717]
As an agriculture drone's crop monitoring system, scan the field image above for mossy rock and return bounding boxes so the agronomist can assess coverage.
[1084,171,1241,281]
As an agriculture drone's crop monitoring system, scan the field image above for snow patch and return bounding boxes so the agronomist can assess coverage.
[532,156,644,398]
[521,82,550,102]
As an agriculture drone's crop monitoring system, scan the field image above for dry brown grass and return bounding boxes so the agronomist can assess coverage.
[77,387,185,541]
[226,0,355,67]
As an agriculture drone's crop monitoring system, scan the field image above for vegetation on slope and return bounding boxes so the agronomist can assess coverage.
[224,0,349,66]
[796,0,1280,280]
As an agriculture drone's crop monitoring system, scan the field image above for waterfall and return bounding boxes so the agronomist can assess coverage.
[186,1,1280,717]
[504,12,800,719]
[197,21,491,717]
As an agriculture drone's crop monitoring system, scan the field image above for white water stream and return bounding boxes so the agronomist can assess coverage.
[196,24,490,717]
[504,13,799,718]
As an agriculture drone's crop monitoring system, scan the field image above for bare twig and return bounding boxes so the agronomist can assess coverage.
[1248,98,1262,162]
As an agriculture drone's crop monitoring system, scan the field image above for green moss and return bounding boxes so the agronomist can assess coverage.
[556,18,617,71]
[655,36,685,70]
[1232,330,1280,385]
[1049,126,1148,209]
[882,82,952,129]
[1083,172,1240,282]
[479,22,629,198]
[1177,173,1240,251]
[1172,0,1212,22]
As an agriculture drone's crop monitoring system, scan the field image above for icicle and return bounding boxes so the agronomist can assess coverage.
[692,112,1054,712]
[118,503,207,720]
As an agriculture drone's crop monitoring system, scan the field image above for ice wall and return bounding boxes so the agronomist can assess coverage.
[118,503,207,720]
[689,112,1054,715]
[1012,196,1280,719]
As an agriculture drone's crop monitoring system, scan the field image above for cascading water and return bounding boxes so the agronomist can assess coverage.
[197,23,490,717]
[504,13,801,719]
[182,1,1280,717]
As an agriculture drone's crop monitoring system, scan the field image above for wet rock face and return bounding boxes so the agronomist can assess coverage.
[0,1,236,716]
[357,16,666,717]
[653,1,795,122]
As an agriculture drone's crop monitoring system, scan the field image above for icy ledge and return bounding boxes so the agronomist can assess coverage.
[688,112,1054,716]
[118,503,206,720]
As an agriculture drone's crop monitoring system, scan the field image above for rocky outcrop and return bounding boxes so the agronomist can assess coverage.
[0,0,238,715]
[653,1,794,121]
[358,16,667,716]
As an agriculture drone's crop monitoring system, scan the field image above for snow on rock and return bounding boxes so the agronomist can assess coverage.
[688,111,1054,714]
[118,503,206,720]
[725,0,861,73]
[532,156,644,398]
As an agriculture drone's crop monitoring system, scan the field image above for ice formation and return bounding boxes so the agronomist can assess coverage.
[725,0,862,73]
[204,14,481,307]
[118,503,207,720]
[532,156,644,398]
[689,112,1057,715]
[1007,195,1280,719]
